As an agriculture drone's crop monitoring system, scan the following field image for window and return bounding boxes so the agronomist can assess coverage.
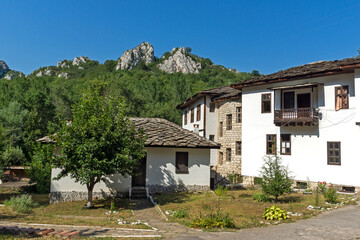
[266,134,276,154]
[226,148,231,162]
[210,102,215,112]
[280,134,291,155]
[218,152,223,165]
[226,114,232,130]
[236,141,242,155]
[335,86,349,111]
[209,135,215,141]
[176,152,189,173]
[327,142,341,165]
[219,122,223,137]
[184,111,187,125]
[196,105,201,121]
[236,107,242,123]
[262,94,271,113]
[191,108,194,123]
[283,91,295,109]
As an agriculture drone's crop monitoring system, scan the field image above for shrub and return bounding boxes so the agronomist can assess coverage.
[189,206,236,229]
[173,209,189,219]
[4,194,38,213]
[324,184,338,204]
[253,193,270,202]
[260,153,293,202]
[318,181,327,195]
[214,185,228,196]
[263,205,288,220]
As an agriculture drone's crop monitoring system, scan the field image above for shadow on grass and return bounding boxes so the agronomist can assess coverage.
[152,192,191,205]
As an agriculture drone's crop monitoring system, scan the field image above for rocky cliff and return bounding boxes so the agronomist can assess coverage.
[0,61,10,78]
[116,42,155,70]
[158,47,202,74]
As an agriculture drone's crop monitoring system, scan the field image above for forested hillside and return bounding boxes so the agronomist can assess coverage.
[0,44,260,170]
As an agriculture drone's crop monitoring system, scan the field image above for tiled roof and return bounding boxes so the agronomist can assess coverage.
[232,57,360,88]
[36,118,220,149]
[176,86,241,109]
[130,117,220,148]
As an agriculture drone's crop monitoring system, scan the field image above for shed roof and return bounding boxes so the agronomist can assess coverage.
[176,86,241,109]
[232,57,360,88]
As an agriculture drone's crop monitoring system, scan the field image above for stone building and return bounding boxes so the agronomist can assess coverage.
[176,86,242,187]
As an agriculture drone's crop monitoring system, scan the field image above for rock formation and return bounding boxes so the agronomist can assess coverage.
[158,47,202,74]
[57,72,69,79]
[36,69,52,77]
[0,61,10,78]
[116,42,155,70]
[72,56,90,66]
[57,60,69,68]
[4,71,24,80]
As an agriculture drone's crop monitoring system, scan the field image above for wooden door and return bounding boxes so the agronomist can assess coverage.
[132,156,147,187]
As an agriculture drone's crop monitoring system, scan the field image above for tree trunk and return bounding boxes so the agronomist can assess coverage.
[86,182,95,208]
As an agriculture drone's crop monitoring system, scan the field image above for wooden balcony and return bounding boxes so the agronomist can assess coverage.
[274,108,319,126]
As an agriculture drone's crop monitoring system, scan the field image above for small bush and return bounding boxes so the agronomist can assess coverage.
[189,209,236,229]
[253,193,270,202]
[4,194,38,213]
[324,184,338,204]
[263,205,288,220]
[214,185,228,196]
[318,181,327,195]
[173,209,189,219]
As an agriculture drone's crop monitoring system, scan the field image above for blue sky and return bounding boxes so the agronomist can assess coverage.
[2,0,360,75]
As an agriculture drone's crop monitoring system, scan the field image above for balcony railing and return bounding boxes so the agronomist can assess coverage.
[274,108,319,126]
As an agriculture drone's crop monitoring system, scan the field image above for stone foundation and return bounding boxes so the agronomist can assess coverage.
[50,191,127,204]
[241,175,360,192]
[147,184,209,194]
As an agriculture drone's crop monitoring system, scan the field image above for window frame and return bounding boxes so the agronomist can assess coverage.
[209,102,215,112]
[226,148,232,162]
[266,134,276,155]
[175,152,189,174]
[190,108,194,123]
[280,134,291,155]
[196,105,201,121]
[226,114,232,130]
[236,141,242,155]
[218,152,223,165]
[327,142,341,165]
[261,93,271,113]
[236,107,242,123]
[219,122,223,137]
[335,86,349,111]
[209,135,215,142]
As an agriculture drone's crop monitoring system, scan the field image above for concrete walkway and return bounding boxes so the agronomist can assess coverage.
[0,221,161,238]
[169,203,360,240]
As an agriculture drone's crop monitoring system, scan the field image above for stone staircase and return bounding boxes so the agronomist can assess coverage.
[130,187,148,199]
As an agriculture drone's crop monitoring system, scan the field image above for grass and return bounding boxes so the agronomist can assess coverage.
[154,189,359,229]
[0,191,149,229]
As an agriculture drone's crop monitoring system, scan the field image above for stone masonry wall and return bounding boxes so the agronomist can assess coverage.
[215,99,242,185]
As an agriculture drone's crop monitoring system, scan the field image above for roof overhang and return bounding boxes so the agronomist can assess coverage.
[145,144,221,149]
[268,83,323,90]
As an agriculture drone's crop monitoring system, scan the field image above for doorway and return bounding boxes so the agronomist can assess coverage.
[132,156,147,187]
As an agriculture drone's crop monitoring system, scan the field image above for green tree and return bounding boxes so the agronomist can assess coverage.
[54,89,146,208]
[27,143,54,193]
[260,153,293,202]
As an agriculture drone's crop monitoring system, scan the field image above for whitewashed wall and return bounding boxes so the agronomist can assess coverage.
[50,146,210,196]
[181,96,219,166]
[146,147,210,187]
[242,73,360,187]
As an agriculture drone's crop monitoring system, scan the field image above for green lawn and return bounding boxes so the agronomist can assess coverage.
[154,189,358,229]
[0,191,149,229]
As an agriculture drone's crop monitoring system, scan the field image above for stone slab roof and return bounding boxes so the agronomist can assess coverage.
[176,86,241,109]
[36,118,220,149]
[232,57,360,88]
[130,117,220,148]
